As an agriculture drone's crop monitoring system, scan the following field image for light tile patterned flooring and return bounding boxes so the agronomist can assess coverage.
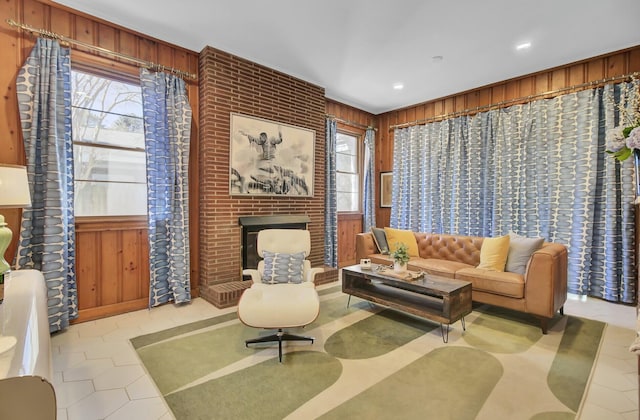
[52,285,638,420]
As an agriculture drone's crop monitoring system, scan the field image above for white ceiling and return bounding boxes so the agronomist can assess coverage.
[53,0,640,115]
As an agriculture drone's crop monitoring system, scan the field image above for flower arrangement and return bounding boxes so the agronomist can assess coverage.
[606,79,640,162]
[391,242,410,265]
[606,123,640,161]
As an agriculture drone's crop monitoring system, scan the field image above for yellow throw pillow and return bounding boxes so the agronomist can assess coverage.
[477,235,510,271]
[383,227,419,257]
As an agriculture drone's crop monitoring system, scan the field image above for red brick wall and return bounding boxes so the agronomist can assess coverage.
[198,46,327,299]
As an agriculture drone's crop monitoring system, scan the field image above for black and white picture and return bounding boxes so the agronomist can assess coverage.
[229,113,315,196]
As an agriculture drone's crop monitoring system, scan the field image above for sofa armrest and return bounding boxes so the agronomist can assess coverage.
[356,232,377,262]
[523,243,568,318]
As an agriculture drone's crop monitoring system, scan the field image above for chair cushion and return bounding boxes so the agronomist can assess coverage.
[262,250,305,284]
[238,283,320,328]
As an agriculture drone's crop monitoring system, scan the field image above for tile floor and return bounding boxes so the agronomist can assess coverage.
[51,285,638,420]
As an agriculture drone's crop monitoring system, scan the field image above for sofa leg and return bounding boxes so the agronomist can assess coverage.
[537,307,564,334]
[539,317,549,334]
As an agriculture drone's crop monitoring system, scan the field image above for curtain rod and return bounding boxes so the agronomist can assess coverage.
[390,71,640,130]
[6,19,198,81]
[326,114,376,131]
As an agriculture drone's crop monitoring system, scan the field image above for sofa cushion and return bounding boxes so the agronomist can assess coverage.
[384,227,419,257]
[476,235,510,271]
[408,258,474,279]
[505,231,544,274]
[455,267,525,298]
[371,227,390,254]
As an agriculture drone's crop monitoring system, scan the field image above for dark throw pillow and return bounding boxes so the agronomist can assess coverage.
[371,227,390,254]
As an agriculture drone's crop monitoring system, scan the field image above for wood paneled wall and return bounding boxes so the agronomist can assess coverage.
[326,99,376,266]
[0,0,200,321]
[76,218,150,320]
[376,46,640,227]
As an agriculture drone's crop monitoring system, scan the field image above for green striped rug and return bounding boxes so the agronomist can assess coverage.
[132,287,604,420]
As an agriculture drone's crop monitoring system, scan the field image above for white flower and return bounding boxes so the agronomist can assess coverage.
[606,126,626,152]
[626,126,640,150]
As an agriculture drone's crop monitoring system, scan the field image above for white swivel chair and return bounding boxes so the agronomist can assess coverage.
[238,229,323,362]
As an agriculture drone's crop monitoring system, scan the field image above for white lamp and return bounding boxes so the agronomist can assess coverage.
[0,164,32,275]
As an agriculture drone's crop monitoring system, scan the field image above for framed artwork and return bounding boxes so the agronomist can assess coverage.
[380,171,393,208]
[229,113,315,196]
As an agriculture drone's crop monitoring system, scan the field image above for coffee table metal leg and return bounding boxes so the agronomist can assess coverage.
[461,317,466,331]
[440,323,449,343]
[347,294,351,308]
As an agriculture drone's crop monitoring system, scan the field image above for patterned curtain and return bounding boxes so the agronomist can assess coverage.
[16,38,77,332]
[392,81,639,303]
[140,69,192,307]
[362,128,376,232]
[324,119,338,267]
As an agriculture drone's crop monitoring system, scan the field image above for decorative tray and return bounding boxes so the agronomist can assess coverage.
[373,266,425,281]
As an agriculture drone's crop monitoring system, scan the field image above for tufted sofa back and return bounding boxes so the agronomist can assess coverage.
[414,233,484,266]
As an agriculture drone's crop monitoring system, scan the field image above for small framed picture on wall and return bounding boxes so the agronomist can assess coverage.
[380,171,392,208]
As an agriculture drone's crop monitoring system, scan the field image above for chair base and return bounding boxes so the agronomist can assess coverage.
[245,328,314,363]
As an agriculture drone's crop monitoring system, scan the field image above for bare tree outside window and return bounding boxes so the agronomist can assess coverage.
[336,132,360,212]
[71,71,147,216]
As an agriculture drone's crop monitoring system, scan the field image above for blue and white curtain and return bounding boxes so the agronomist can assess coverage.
[324,119,338,267]
[391,81,639,303]
[140,69,192,307]
[362,128,376,232]
[16,38,77,332]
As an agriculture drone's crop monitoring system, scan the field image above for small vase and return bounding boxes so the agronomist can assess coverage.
[394,261,407,273]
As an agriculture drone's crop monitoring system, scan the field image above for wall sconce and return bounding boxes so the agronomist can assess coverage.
[0,164,32,277]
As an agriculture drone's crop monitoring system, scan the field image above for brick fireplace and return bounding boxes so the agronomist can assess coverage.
[198,46,337,308]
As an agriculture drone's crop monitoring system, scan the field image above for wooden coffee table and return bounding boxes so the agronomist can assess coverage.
[342,264,472,342]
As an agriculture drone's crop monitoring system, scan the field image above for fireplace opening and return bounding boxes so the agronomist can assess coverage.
[238,215,311,277]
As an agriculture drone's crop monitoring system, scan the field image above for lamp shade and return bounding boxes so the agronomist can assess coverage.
[0,164,31,209]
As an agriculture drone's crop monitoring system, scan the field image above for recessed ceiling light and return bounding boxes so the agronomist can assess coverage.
[516,42,531,50]
[393,83,404,90]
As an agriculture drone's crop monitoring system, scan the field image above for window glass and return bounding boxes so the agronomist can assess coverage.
[336,132,360,212]
[71,70,147,217]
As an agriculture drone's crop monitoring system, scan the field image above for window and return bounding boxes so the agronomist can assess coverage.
[71,70,147,217]
[336,132,360,212]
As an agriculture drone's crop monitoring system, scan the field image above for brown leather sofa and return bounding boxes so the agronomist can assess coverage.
[356,231,568,333]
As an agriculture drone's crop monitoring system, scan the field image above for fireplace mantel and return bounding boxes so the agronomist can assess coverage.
[238,215,311,228]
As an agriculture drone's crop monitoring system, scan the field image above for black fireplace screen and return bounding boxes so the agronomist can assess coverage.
[238,215,311,274]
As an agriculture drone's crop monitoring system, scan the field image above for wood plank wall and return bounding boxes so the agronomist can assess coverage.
[376,46,640,227]
[0,0,200,322]
[326,99,375,267]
